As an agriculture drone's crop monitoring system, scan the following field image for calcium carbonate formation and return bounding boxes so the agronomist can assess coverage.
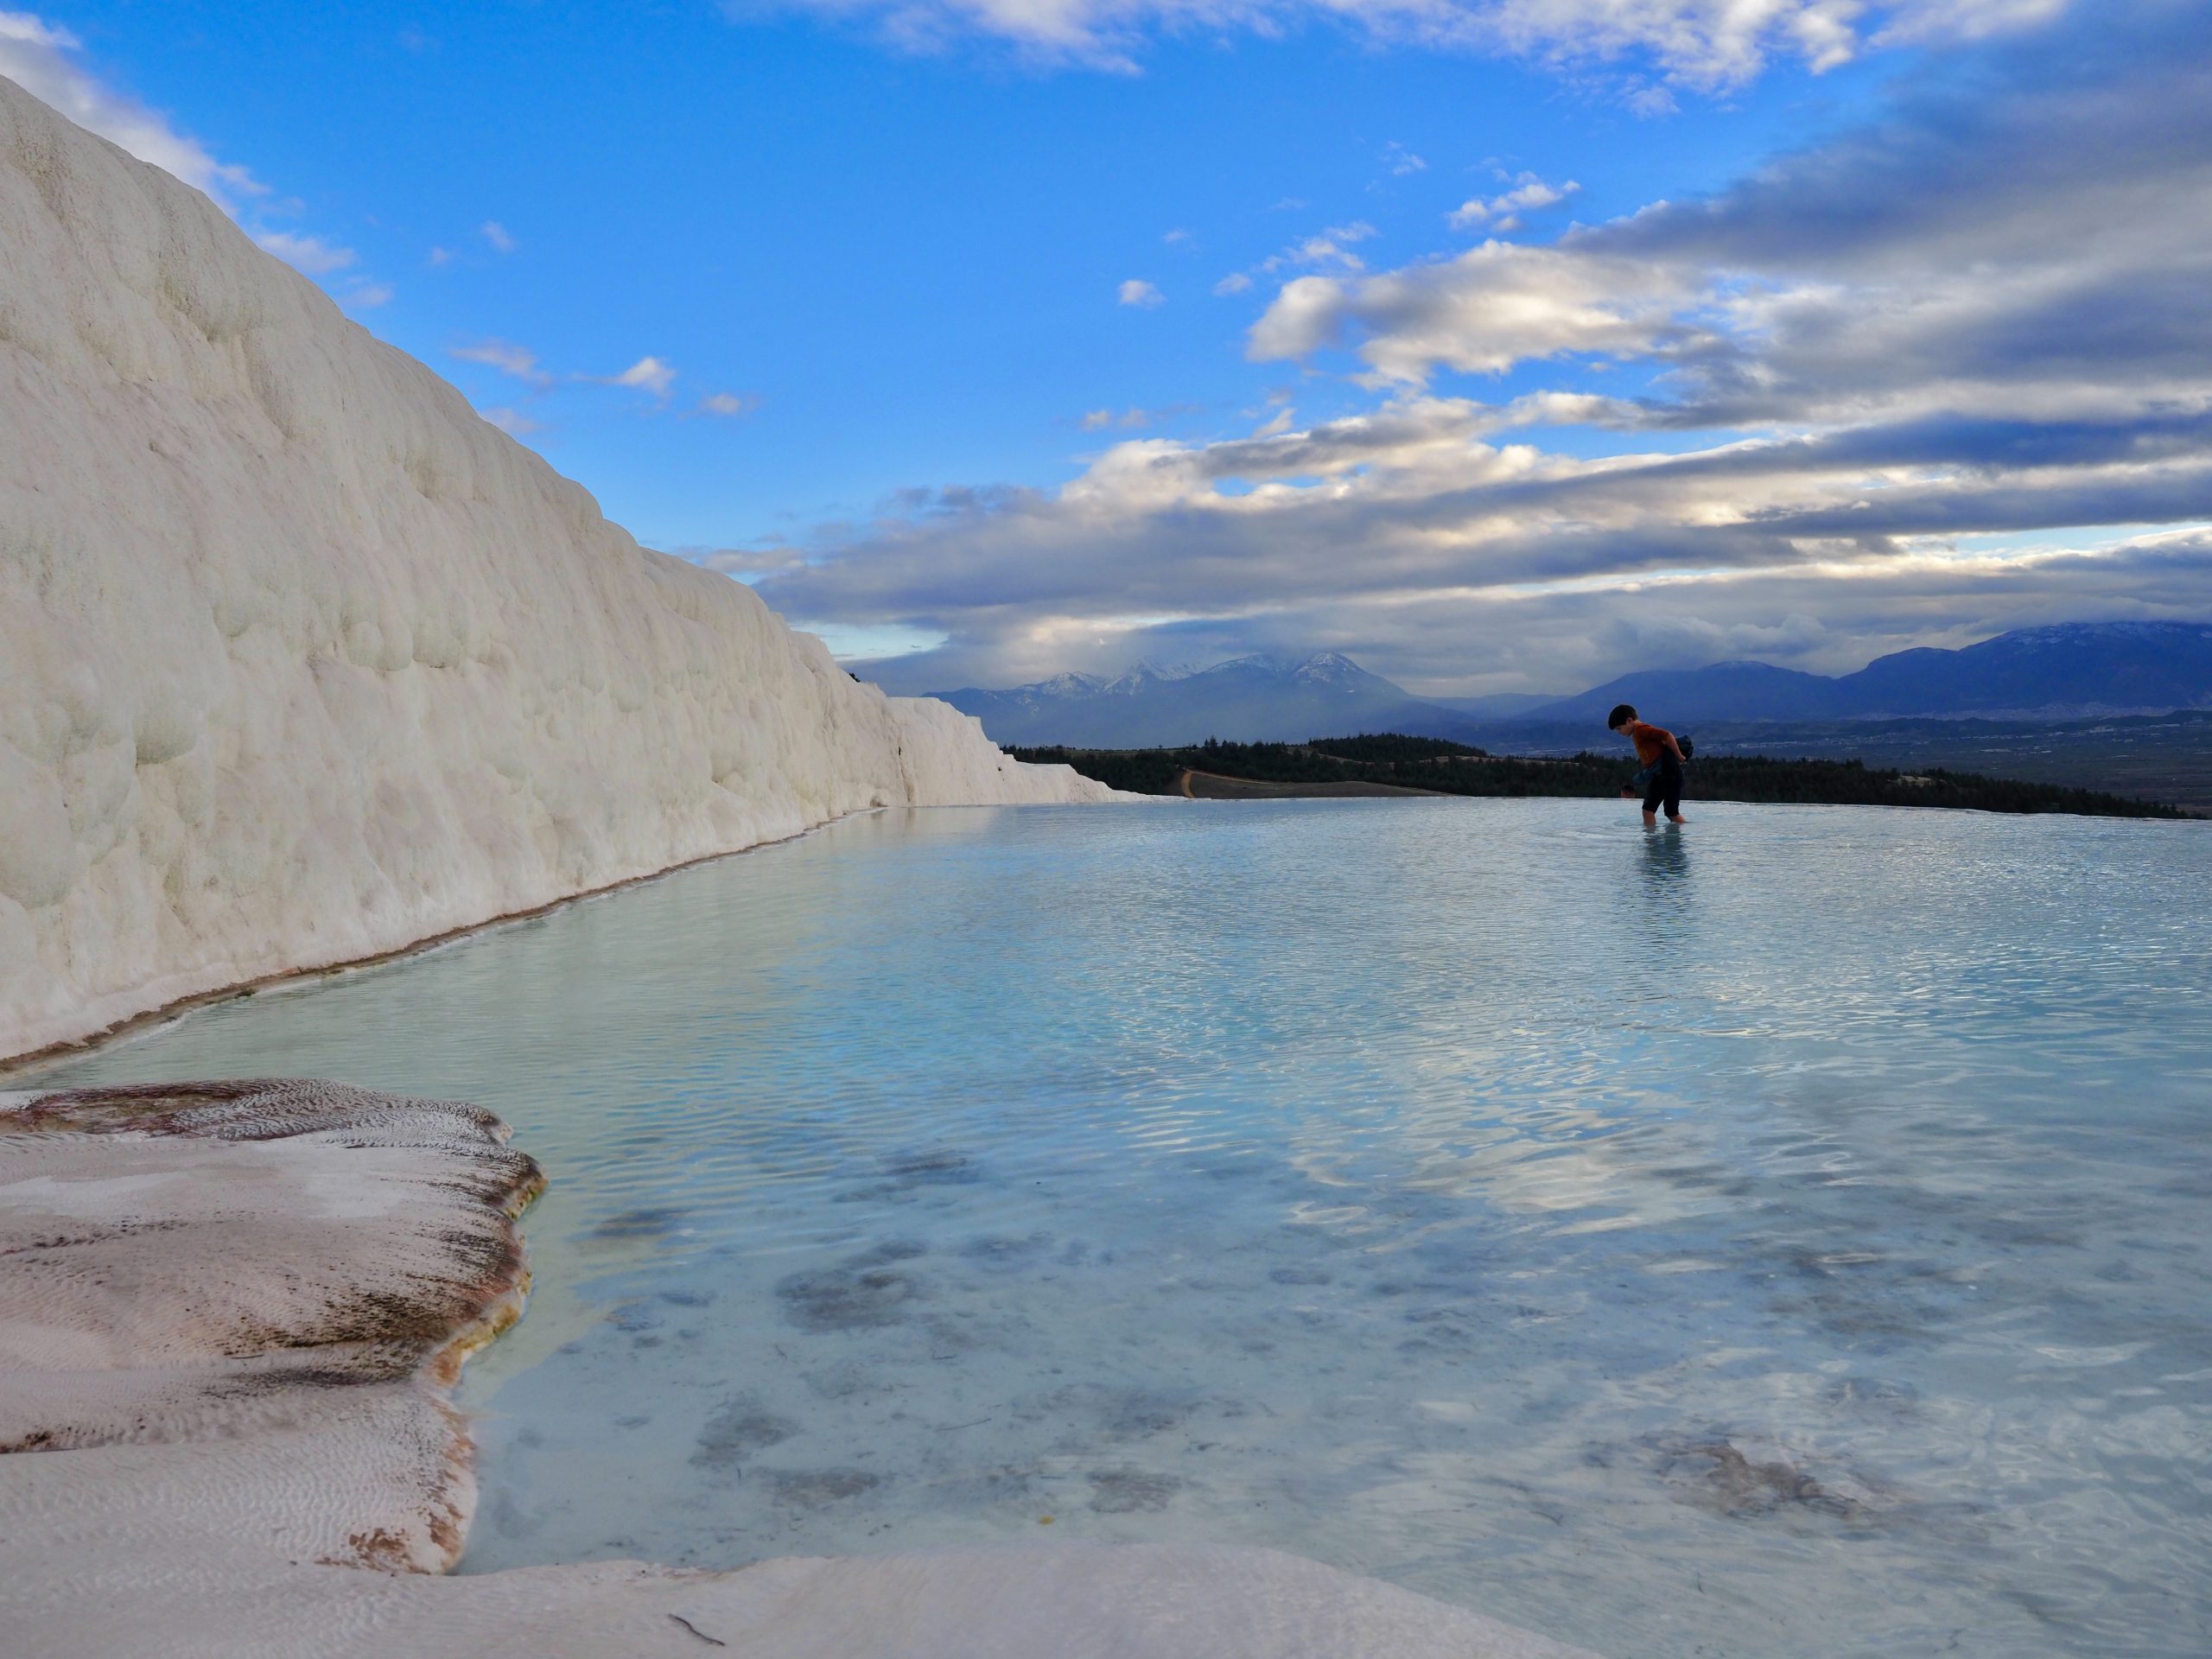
[0,73,1600,1659]
[0,73,1112,1064]
[0,1080,1599,1659]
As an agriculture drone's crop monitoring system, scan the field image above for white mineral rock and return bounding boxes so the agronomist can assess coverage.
[0,73,1116,1064]
[0,1081,1601,1659]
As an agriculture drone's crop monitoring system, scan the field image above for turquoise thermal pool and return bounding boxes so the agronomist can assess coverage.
[27,799,2212,1657]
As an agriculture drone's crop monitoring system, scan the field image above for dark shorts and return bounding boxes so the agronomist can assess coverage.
[1637,755,1684,817]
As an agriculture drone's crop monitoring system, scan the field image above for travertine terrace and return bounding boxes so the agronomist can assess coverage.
[0,71,1111,1065]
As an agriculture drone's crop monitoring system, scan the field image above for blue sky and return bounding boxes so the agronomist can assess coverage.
[5,1,2209,695]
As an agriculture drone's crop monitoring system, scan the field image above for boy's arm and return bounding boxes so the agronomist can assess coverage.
[1664,728,1686,762]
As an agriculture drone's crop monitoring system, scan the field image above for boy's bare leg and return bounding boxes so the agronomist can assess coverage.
[1643,809,1659,829]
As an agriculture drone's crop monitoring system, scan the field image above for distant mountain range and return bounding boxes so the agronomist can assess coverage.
[930,622,2212,748]
[933,653,1481,747]
[1515,622,2212,730]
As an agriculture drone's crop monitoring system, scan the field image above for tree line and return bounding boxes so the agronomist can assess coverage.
[1007,734,2190,818]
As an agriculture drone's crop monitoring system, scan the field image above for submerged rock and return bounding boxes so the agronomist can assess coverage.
[0,1078,1605,1657]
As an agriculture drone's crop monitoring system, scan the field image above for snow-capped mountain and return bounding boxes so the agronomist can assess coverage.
[927,622,2212,750]
[1507,620,2212,729]
[932,653,1487,747]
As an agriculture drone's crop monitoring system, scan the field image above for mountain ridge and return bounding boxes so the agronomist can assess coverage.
[934,652,1490,747]
[925,622,2212,748]
[1512,620,2212,730]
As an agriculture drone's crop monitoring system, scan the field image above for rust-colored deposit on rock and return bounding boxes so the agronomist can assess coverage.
[1,1080,1602,1659]
[0,1079,542,1571]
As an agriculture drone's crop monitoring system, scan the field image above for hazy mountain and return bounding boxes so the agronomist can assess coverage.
[929,623,2212,751]
[1504,622,2212,732]
[934,653,1491,747]
[1422,690,1565,721]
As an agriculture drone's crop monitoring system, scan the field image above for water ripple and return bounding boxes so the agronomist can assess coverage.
[26,799,2212,1658]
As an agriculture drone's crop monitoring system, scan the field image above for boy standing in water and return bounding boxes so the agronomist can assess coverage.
[1609,703,1688,829]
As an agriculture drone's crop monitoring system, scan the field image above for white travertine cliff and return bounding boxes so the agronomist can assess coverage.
[0,73,1113,1063]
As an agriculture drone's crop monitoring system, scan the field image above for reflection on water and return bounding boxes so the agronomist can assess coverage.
[1640,823,1692,882]
[26,799,2212,1658]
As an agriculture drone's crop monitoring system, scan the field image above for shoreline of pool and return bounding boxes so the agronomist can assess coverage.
[0,1077,1602,1659]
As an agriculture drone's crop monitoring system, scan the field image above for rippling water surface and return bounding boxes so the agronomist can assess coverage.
[29,800,2212,1657]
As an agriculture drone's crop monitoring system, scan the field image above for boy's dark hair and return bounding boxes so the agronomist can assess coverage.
[1607,703,1637,730]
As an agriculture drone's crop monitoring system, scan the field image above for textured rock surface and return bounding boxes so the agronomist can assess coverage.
[0,1079,543,1569]
[0,1080,1602,1659]
[0,73,1116,1063]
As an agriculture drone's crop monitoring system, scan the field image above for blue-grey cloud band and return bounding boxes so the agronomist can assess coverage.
[742,3,2212,695]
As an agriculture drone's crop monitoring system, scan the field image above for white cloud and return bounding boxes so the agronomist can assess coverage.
[609,355,678,396]
[428,245,454,267]
[749,11,2209,697]
[480,406,545,436]
[254,229,358,275]
[1117,278,1165,308]
[760,387,2212,696]
[1214,272,1254,296]
[1260,220,1377,276]
[1081,404,1188,431]
[1163,227,1194,245]
[697,391,759,417]
[3,16,398,312]
[718,0,2071,91]
[1382,141,1427,175]
[1247,275,1351,362]
[0,11,263,204]
[1249,242,1692,378]
[449,338,552,385]
[1872,0,2069,48]
[1448,172,1579,232]
[480,219,517,253]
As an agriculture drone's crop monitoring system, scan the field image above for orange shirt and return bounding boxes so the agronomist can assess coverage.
[1624,720,1677,766]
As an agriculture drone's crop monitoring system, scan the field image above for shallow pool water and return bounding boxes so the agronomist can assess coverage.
[27,799,2212,1657]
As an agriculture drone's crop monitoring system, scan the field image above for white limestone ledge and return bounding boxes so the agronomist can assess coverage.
[0,1078,1604,1659]
[0,73,1122,1065]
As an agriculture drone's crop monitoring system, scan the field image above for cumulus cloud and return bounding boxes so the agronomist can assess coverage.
[1255,14,2212,418]
[745,7,2212,696]
[721,0,2070,89]
[480,406,546,436]
[1081,405,1192,431]
[1214,223,1381,318]
[253,229,357,275]
[1118,278,1165,308]
[1448,171,1578,232]
[480,219,517,253]
[1262,220,1376,275]
[608,355,678,397]
[449,338,553,386]
[697,391,759,417]
[1252,242,1691,377]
